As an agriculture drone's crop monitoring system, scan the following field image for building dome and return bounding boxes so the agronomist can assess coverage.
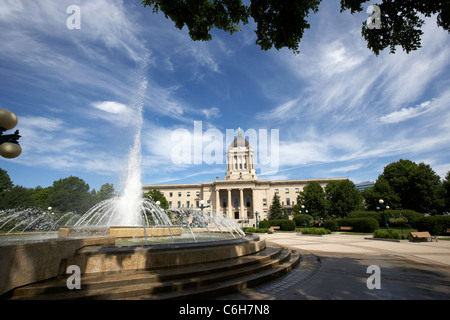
[229,129,249,148]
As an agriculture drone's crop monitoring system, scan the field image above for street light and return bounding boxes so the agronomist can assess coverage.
[377,199,390,230]
[0,109,22,159]
[301,205,308,228]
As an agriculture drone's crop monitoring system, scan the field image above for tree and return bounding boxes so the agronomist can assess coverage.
[443,171,450,212]
[32,186,53,210]
[269,194,284,220]
[298,181,328,218]
[326,179,363,218]
[95,183,116,202]
[0,168,13,193]
[141,0,449,55]
[48,176,93,214]
[379,159,445,214]
[0,185,36,210]
[144,189,169,210]
[362,175,401,210]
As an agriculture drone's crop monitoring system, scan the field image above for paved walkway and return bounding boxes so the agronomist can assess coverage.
[219,233,450,300]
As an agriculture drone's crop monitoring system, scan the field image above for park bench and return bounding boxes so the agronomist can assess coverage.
[339,226,353,231]
[410,231,437,242]
[268,226,280,234]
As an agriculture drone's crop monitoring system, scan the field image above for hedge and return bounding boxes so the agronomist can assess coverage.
[259,219,296,231]
[411,216,450,235]
[347,210,422,228]
[323,217,379,233]
[244,227,269,233]
[373,229,404,240]
[301,227,331,235]
[293,214,313,227]
[324,220,339,232]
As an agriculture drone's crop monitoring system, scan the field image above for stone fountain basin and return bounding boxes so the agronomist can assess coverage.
[58,226,183,238]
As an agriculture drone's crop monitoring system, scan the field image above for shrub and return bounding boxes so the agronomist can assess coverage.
[244,227,268,233]
[293,214,313,227]
[301,227,331,235]
[258,219,296,231]
[373,229,403,240]
[348,210,422,228]
[337,217,379,233]
[411,216,450,235]
[324,220,339,232]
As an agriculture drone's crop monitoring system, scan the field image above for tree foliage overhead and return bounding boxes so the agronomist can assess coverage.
[141,0,449,54]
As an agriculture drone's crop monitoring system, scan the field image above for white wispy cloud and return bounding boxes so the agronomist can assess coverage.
[379,100,432,124]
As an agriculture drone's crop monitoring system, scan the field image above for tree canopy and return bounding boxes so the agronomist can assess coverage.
[144,189,169,209]
[325,179,363,218]
[141,0,449,55]
[0,169,115,214]
[364,159,447,214]
[297,181,328,218]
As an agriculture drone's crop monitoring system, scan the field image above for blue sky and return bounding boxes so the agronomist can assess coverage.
[1,0,449,193]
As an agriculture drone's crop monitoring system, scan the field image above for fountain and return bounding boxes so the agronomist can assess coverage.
[0,76,299,300]
[54,78,244,244]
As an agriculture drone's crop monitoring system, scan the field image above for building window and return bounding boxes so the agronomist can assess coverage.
[207,200,211,205]
[295,188,299,193]
[246,196,251,207]
[286,198,291,206]
[274,189,279,194]
[263,198,267,206]
[169,192,173,197]
[177,201,181,208]
[178,192,182,197]
[222,197,227,207]
[161,192,164,196]
[196,200,199,208]
[187,192,190,197]
[196,191,200,196]
[234,196,239,208]
[285,188,289,194]
[186,201,190,208]
[168,201,172,208]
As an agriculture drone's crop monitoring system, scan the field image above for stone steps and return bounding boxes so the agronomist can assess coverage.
[9,243,300,300]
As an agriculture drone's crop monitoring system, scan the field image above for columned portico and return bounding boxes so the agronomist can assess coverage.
[142,127,347,227]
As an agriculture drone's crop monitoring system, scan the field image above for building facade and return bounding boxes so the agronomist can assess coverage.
[142,130,345,226]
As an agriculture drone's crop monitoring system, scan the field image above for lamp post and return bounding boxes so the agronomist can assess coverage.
[377,199,390,230]
[0,109,22,159]
[301,205,308,228]
[199,200,210,213]
[255,211,259,229]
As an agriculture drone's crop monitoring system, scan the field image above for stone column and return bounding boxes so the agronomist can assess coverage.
[215,189,220,215]
[239,188,244,220]
[227,189,232,218]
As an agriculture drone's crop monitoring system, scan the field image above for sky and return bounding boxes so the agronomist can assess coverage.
[0,0,449,193]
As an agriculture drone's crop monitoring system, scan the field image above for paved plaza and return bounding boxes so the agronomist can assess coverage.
[220,232,450,300]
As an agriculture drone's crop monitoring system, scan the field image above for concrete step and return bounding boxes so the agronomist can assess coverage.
[10,245,299,300]
[129,249,301,300]
[11,243,281,298]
